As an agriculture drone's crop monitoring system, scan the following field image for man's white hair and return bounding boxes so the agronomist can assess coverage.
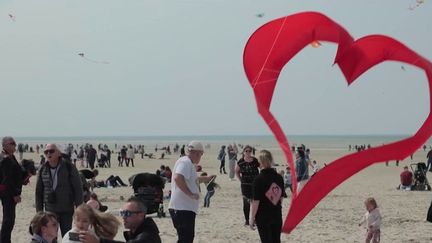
[2,136,14,147]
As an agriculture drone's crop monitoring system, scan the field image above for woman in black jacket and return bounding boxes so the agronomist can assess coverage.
[249,150,284,243]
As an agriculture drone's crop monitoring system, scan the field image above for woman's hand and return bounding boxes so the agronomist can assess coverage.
[79,230,100,243]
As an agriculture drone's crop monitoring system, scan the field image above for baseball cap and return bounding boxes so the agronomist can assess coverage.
[187,141,204,152]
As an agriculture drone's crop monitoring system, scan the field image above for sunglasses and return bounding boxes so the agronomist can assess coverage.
[7,142,16,146]
[44,149,56,155]
[244,150,252,153]
[120,210,141,218]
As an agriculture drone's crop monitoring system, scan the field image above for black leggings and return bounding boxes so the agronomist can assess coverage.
[256,217,282,243]
[243,197,250,224]
[219,159,226,173]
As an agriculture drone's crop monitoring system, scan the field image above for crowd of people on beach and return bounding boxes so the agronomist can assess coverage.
[4,135,432,243]
[0,135,325,243]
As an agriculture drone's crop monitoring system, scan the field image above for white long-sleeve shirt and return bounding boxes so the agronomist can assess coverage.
[359,208,381,230]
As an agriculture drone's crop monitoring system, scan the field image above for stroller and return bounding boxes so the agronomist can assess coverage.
[129,173,166,217]
[97,154,109,168]
[410,162,431,191]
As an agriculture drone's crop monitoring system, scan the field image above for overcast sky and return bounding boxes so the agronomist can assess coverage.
[0,0,431,137]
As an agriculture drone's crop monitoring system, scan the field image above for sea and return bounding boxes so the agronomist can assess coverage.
[13,134,426,151]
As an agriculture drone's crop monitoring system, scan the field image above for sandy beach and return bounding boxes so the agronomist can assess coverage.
[4,138,432,243]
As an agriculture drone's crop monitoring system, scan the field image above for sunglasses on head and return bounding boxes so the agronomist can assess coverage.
[44,149,56,155]
[120,210,141,218]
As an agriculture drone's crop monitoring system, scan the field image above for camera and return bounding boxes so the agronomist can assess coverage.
[47,191,56,203]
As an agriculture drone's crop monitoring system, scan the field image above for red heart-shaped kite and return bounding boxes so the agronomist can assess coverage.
[243,12,432,233]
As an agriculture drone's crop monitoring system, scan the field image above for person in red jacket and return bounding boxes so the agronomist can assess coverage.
[399,166,413,190]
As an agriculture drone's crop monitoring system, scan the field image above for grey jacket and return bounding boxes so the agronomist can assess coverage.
[35,158,83,213]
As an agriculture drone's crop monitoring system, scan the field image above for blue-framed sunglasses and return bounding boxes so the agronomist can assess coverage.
[120,210,141,217]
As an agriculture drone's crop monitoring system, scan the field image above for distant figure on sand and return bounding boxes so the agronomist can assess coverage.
[217,145,227,174]
[200,172,219,207]
[359,197,381,243]
[427,148,432,171]
[227,144,237,180]
[284,167,293,193]
[249,150,284,243]
[295,149,309,192]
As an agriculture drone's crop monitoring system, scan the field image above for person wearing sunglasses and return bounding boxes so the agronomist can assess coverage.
[235,145,260,226]
[0,136,23,243]
[35,144,84,237]
[80,196,161,243]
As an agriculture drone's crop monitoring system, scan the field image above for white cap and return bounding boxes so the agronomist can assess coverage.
[187,141,204,152]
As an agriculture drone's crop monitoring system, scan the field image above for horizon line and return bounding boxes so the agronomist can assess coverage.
[13,134,412,138]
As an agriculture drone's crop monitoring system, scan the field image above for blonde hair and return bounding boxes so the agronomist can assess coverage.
[74,204,121,240]
[258,150,273,168]
[365,197,378,209]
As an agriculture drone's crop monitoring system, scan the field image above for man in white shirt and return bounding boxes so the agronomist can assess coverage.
[168,141,214,243]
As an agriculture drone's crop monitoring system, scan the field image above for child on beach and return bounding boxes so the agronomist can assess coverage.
[62,204,120,243]
[284,167,293,193]
[201,172,220,207]
[359,197,381,243]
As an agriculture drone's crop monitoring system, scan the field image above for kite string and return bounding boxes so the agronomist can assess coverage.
[253,17,288,88]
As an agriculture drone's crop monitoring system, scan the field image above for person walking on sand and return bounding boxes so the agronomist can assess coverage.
[295,149,309,192]
[235,145,260,226]
[359,197,381,243]
[227,144,237,180]
[168,141,215,243]
[217,145,227,174]
[249,150,284,243]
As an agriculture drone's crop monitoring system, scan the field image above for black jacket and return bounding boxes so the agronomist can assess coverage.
[101,217,161,243]
[0,152,23,197]
[35,158,83,213]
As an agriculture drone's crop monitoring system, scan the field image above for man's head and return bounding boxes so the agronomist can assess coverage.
[44,144,61,164]
[187,141,204,164]
[403,165,409,171]
[120,196,147,232]
[2,136,16,155]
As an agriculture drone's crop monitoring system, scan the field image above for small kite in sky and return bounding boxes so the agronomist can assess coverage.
[256,13,264,18]
[401,65,406,71]
[8,14,16,22]
[408,0,424,10]
[78,53,110,64]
